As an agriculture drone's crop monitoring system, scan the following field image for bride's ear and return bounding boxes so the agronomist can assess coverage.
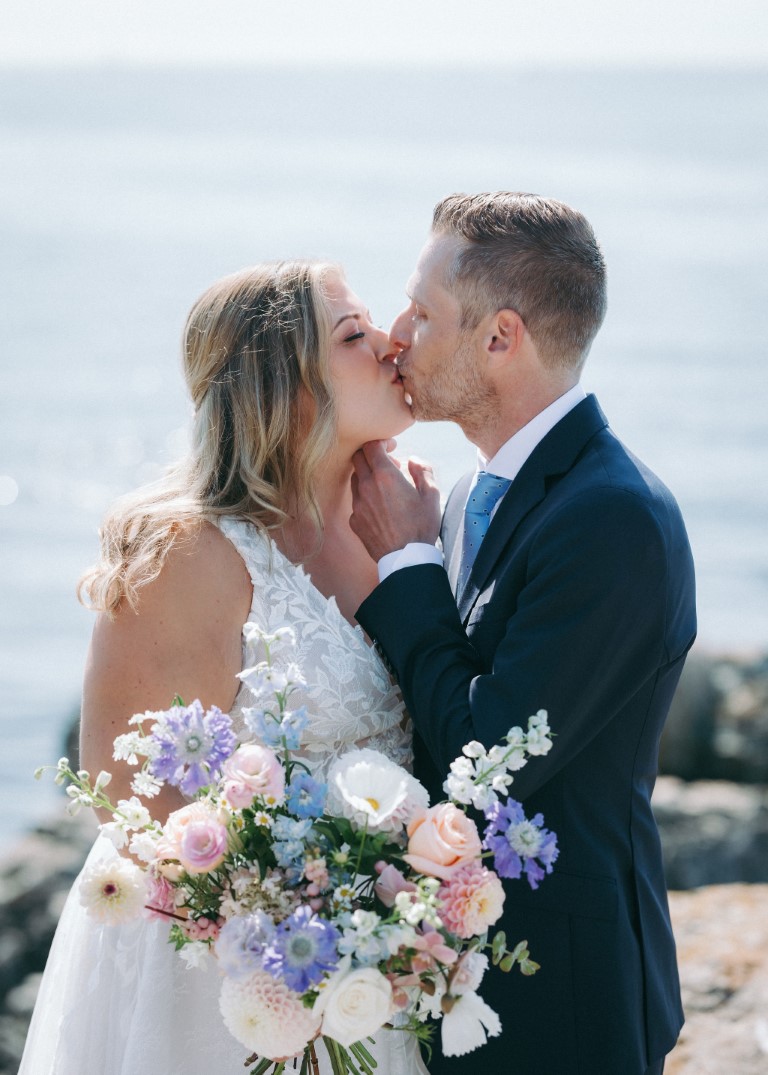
[485,310,526,368]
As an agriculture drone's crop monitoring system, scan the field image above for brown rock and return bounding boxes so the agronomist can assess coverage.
[667,884,768,1074]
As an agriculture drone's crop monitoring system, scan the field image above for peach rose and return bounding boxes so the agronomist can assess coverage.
[403,803,482,881]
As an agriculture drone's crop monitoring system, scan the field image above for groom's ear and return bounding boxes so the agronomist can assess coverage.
[485,309,526,367]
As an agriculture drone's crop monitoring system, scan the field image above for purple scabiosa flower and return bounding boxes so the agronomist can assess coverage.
[262,906,340,992]
[286,771,327,819]
[215,911,276,979]
[148,700,237,796]
[483,799,558,890]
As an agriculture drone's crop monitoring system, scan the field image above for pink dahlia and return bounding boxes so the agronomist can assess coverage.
[438,864,505,939]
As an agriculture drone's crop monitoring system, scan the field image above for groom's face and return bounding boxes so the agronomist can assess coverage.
[390,234,493,424]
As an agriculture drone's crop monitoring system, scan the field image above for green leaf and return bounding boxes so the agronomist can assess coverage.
[520,957,540,976]
[491,930,507,964]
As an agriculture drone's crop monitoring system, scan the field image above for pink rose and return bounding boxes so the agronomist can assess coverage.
[222,744,285,808]
[177,816,229,874]
[374,863,418,908]
[158,802,228,873]
[144,868,176,921]
[403,803,482,881]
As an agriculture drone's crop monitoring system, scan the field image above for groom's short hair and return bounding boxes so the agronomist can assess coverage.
[432,192,607,371]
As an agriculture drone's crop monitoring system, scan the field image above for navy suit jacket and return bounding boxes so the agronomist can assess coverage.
[356,396,695,1074]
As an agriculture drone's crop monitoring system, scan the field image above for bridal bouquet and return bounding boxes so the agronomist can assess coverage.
[40,624,558,1074]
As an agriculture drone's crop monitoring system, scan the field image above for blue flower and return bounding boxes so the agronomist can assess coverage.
[286,772,327,819]
[215,911,275,978]
[272,815,314,869]
[148,700,236,796]
[262,906,340,992]
[483,799,559,889]
[243,706,310,751]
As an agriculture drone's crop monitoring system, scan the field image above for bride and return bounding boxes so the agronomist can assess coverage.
[20,261,438,1074]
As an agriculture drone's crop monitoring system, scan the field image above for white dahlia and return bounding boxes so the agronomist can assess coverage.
[79,856,148,924]
[219,969,321,1059]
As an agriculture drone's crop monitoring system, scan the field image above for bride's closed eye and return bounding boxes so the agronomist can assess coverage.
[344,331,365,343]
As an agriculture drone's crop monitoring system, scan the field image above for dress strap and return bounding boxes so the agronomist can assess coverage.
[213,516,272,586]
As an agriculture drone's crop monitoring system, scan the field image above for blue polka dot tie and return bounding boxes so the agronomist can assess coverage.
[458,471,512,592]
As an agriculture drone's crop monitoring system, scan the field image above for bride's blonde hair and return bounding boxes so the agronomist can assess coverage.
[79,260,339,614]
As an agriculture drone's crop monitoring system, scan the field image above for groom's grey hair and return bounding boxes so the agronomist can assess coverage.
[432,192,607,371]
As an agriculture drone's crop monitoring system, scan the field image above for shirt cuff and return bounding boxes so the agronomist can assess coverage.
[377,543,444,582]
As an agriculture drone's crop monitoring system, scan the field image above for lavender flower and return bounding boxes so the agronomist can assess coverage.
[483,799,558,889]
[262,906,340,992]
[148,700,236,796]
[286,771,327,819]
[215,911,276,979]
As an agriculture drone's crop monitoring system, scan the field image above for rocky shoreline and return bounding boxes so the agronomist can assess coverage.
[1,648,767,1074]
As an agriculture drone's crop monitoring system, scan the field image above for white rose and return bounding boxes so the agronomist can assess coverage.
[316,959,394,1047]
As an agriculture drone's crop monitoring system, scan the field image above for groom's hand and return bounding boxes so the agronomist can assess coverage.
[350,440,441,561]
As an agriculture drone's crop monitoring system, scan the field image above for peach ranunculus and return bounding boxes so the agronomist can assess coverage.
[221,743,285,809]
[403,803,482,881]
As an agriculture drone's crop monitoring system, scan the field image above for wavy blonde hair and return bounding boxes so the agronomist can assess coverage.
[79,260,340,614]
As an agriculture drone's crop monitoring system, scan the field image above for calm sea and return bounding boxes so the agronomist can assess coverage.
[1,65,766,845]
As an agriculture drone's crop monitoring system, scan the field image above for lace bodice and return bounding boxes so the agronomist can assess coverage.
[217,517,412,777]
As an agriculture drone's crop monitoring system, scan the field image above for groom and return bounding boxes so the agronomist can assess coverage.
[350,192,695,1074]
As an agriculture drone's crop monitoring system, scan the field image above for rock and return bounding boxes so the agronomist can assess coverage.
[667,884,768,1075]
[653,776,768,889]
[662,650,768,783]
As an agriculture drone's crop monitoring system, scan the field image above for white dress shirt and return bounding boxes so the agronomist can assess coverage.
[377,383,587,582]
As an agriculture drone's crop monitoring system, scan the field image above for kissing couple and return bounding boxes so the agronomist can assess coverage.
[21,191,695,1075]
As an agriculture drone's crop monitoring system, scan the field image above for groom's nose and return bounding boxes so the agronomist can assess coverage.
[389,306,412,352]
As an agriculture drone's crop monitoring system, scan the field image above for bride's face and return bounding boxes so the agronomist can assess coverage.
[325,274,414,448]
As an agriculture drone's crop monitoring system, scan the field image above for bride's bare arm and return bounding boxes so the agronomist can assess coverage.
[80,521,253,825]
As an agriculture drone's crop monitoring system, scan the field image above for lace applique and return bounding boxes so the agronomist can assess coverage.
[216,517,413,778]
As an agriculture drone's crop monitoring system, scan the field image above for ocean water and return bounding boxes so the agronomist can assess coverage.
[1,65,766,845]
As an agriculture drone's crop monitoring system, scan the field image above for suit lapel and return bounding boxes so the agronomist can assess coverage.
[456,395,609,623]
[442,472,473,594]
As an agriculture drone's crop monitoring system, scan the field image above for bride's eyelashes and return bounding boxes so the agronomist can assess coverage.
[344,331,366,343]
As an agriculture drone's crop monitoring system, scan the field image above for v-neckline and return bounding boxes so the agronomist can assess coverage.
[261,530,372,650]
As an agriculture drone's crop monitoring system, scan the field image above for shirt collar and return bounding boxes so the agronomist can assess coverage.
[479,383,587,482]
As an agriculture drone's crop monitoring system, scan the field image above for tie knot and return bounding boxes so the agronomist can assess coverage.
[465,471,511,518]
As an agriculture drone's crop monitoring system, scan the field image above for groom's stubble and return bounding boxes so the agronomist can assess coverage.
[402,332,498,438]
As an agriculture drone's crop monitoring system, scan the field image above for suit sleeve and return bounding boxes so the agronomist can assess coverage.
[357,486,689,800]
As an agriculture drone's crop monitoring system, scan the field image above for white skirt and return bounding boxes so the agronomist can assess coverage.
[19,834,428,1075]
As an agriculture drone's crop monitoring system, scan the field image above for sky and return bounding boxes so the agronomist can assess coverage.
[1,0,767,67]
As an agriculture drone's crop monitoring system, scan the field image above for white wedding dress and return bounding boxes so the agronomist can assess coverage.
[20,519,429,1075]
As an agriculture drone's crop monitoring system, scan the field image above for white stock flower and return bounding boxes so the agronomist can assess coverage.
[327,749,428,833]
[79,856,148,923]
[129,829,162,863]
[315,957,394,1047]
[441,991,501,1057]
[131,770,163,798]
[178,941,211,970]
[94,770,112,791]
[116,796,152,829]
[99,821,129,850]
[462,741,486,759]
[444,774,474,805]
[470,784,497,812]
